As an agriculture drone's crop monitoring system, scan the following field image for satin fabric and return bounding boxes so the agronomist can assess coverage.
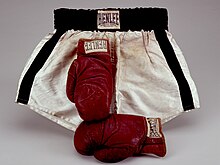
[16,30,200,131]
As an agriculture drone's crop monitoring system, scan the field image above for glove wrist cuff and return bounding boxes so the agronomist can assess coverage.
[138,118,166,157]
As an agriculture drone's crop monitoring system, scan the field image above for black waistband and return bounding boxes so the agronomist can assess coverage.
[54,8,168,31]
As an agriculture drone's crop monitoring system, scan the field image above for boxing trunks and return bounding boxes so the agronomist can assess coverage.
[16,8,200,131]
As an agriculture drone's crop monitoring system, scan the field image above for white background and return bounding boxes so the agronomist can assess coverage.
[0,0,219,164]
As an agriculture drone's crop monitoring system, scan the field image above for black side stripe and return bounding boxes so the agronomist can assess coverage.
[154,29,195,111]
[17,30,64,104]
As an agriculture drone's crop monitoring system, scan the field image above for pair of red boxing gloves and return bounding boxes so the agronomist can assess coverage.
[66,39,167,163]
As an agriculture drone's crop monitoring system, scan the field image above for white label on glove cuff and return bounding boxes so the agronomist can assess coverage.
[84,40,108,54]
[146,118,162,138]
[97,10,120,29]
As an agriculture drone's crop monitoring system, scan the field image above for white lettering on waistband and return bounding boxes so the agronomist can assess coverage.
[97,10,120,29]
[84,40,108,54]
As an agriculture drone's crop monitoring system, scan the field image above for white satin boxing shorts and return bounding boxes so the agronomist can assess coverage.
[15,8,200,131]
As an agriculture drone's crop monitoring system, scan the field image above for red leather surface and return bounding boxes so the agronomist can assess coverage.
[74,114,166,163]
[66,39,113,121]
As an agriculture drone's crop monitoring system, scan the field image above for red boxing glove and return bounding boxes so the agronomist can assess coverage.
[66,39,113,121]
[74,114,166,163]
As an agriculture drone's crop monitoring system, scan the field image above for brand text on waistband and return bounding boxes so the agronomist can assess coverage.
[97,10,120,29]
[84,40,108,54]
